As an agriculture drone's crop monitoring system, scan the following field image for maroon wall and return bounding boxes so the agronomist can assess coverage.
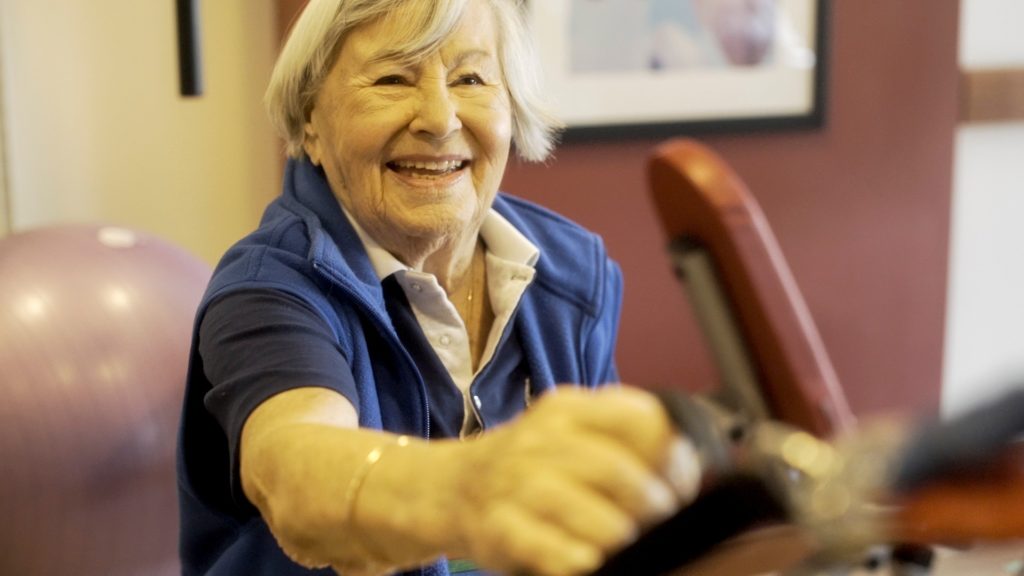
[274,0,960,417]
[501,0,960,417]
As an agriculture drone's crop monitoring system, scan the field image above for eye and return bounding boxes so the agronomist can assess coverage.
[374,75,409,86]
[454,74,484,86]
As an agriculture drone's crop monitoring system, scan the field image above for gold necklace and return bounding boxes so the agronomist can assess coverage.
[466,242,484,365]
[466,243,479,331]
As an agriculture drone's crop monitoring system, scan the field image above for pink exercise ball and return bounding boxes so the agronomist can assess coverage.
[0,224,211,575]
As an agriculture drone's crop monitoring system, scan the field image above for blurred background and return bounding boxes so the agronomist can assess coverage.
[0,1,1021,573]
[0,0,1021,420]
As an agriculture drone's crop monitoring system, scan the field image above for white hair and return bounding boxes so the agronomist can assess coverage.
[265,0,563,162]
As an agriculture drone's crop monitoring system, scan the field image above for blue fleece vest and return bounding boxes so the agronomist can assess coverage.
[177,159,623,575]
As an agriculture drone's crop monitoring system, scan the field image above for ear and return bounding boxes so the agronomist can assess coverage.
[302,116,324,166]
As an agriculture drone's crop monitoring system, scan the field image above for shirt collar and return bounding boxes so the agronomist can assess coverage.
[339,200,540,282]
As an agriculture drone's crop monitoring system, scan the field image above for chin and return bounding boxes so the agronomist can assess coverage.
[395,216,472,244]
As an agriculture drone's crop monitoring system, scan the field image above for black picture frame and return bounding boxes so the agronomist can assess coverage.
[527,0,830,142]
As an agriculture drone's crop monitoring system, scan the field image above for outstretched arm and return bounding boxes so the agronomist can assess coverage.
[240,385,701,576]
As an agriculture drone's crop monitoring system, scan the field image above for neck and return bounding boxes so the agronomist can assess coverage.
[457,239,491,370]
[376,227,479,294]
[419,234,479,294]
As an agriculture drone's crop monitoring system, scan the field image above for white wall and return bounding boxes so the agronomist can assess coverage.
[943,0,1024,416]
[0,79,8,236]
[0,0,280,263]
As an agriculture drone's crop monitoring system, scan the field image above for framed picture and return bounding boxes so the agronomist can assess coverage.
[527,0,829,139]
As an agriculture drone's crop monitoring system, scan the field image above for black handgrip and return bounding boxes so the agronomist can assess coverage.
[651,390,734,476]
[586,391,788,575]
[891,387,1024,492]
[590,474,788,576]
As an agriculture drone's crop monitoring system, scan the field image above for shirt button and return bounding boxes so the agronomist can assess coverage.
[473,395,483,410]
[439,334,452,346]
[411,282,422,292]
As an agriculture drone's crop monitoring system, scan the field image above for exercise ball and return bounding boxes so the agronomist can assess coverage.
[0,224,211,575]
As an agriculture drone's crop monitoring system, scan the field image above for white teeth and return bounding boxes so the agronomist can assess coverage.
[391,160,465,172]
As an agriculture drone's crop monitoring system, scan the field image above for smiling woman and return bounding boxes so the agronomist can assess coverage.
[301,0,513,284]
[176,1,702,576]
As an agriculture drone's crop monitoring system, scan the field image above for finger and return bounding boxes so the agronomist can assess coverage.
[523,472,640,553]
[665,435,703,505]
[540,389,704,510]
[538,386,676,465]
[547,432,680,527]
[475,502,604,576]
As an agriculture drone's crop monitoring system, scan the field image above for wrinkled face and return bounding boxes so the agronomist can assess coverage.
[303,0,513,259]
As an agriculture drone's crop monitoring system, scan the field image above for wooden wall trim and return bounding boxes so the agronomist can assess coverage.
[960,67,1024,123]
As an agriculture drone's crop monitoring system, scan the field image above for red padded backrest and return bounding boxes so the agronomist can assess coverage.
[648,138,855,437]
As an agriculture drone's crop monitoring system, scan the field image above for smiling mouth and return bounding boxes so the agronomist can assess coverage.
[386,159,469,179]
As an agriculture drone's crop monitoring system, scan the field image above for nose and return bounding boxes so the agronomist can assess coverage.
[410,83,462,140]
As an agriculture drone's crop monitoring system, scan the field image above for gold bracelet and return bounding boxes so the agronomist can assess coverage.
[339,435,411,566]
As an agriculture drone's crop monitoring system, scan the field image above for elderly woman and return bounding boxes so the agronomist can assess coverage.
[177,0,700,575]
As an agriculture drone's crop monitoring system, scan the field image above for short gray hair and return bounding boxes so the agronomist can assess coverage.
[265,0,563,162]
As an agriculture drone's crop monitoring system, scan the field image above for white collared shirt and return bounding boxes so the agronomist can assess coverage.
[342,205,539,436]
